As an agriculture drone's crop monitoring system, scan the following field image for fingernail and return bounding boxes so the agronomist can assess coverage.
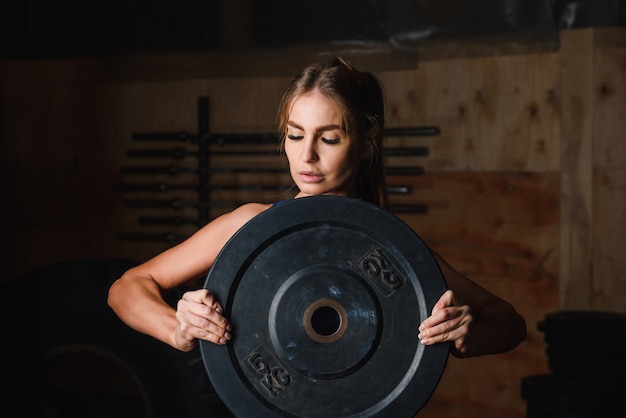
[225,332,232,340]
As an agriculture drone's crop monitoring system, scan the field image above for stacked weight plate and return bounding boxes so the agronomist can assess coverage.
[522,310,626,418]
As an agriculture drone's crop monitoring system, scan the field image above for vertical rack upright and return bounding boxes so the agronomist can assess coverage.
[197,96,210,227]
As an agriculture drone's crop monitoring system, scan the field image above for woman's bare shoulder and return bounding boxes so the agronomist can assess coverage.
[226,202,273,224]
[200,202,273,238]
[136,202,274,286]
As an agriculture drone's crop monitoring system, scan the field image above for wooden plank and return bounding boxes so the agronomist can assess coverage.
[593,168,626,312]
[559,29,595,309]
[592,28,626,312]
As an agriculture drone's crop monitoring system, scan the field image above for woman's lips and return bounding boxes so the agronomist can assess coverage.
[298,171,324,183]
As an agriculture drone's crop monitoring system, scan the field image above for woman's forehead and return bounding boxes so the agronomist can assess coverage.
[289,91,345,126]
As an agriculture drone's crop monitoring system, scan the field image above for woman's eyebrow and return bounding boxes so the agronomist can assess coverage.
[316,124,342,133]
[287,120,342,133]
[287,120,303,130]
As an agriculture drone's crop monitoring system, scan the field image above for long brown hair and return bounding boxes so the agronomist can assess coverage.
[277,54,389,210]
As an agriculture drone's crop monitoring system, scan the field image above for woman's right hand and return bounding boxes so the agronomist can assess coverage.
[174,289,232,351]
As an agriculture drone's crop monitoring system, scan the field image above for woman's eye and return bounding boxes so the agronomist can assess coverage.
[287,134,303,140]
[322,137,340,144]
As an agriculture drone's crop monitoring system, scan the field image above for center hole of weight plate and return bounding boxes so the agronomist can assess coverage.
[303,298,348,344]
[311,306,340,336]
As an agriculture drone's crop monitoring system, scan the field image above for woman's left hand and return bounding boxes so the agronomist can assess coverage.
[418,289,474,355]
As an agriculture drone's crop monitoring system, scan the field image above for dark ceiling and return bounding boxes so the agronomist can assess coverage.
[1,0,624,61]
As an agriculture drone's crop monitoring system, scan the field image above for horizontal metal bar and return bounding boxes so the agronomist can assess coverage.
[132,131,195,142]
[138,216,204,226]
[384,147,428,157]
[385,166,424,176]
[113,183,293,192]
[127,146,429,159]
[117,232,187,243]
[384,126,440,136]
[120,165,424,178]
[389,204,428,214]
[123,199,240,209]
[387,186,411,194]
[130,126,440,144]
[120,165,287,175]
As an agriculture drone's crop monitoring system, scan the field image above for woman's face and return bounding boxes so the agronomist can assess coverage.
[285,90,361,198]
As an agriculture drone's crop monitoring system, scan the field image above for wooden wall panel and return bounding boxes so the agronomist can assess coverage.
[378,50,563,418]
[391,172,558,418]
[381,53,561,172]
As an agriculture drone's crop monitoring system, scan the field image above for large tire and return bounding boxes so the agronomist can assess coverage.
[2,258,234,418]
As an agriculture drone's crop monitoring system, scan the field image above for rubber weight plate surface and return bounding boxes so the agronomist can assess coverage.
[201,195,449,417]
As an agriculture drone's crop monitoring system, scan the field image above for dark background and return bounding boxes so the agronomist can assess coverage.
[1,0,624,62]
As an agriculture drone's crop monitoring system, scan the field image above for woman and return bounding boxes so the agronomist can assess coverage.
[108,54,526,359]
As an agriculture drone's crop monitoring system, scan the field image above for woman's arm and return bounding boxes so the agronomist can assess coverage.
[107,203,269,351]
[418,251,527,358]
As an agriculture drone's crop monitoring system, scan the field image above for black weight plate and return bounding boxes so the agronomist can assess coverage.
[538,310,626,334]
[200,195,449,418]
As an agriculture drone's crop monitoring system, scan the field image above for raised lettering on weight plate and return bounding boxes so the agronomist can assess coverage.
[244,345,292,397]
[358,246,406,296]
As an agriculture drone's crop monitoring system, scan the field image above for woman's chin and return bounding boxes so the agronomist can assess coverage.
[294,184,324,196]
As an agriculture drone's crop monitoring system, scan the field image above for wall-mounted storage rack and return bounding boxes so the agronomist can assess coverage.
[114,96,439,243]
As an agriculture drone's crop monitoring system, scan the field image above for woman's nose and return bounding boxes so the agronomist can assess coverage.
[301,138,318,163]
